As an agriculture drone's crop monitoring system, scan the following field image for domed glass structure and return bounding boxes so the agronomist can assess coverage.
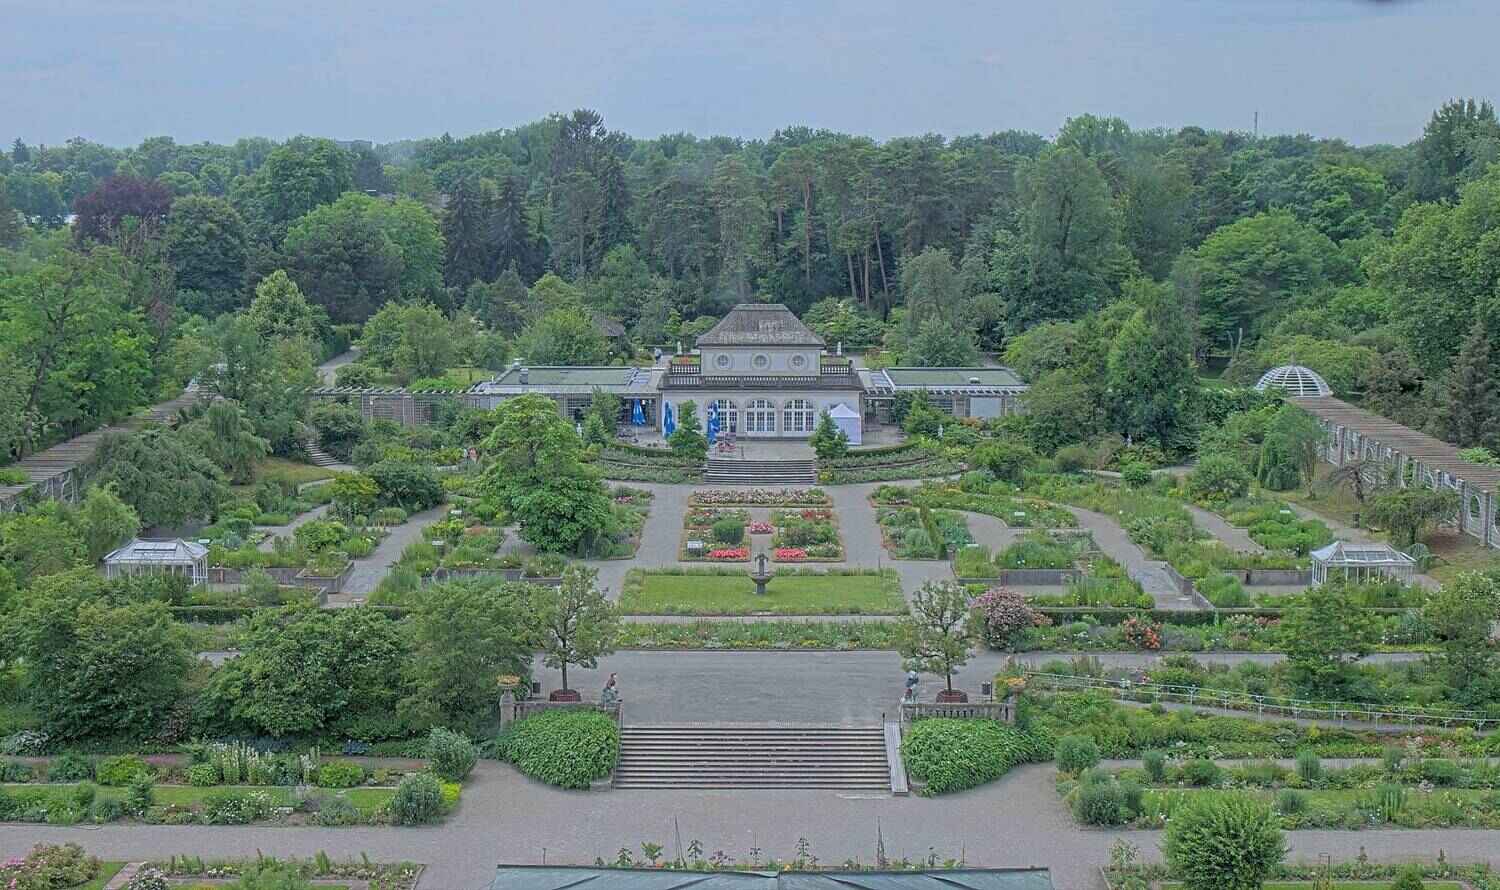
[1254,365,1332,398]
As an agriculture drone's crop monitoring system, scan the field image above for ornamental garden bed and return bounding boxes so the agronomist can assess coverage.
[690,488,831,507]
[770,508,843,561]
[876,506,971,559]
[680,508,750,561]
[900,719,1052,796]
[618,567,904,615]
[871,482,1075,528]
[0,747,463,827]
[819,457,965,485]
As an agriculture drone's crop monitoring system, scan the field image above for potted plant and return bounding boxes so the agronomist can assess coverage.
[896,580,976,703]
[531,565,619,702]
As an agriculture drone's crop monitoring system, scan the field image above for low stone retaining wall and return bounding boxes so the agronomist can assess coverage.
[1237,568,1313,586]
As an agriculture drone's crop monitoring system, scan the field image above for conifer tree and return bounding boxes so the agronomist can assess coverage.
[1433,318,1498,447]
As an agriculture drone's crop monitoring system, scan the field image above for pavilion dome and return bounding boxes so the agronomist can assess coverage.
[1255,365,1331,398]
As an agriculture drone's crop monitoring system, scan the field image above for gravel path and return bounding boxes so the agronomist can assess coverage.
[5,762,1496,890]
[1182,502,1264,552]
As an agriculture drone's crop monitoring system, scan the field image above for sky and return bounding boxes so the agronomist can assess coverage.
[2,0,1497,149]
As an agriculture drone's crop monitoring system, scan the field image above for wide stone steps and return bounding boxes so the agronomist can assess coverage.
[703,458,818,486]
[303,438,342,468]
[614,725,889,790]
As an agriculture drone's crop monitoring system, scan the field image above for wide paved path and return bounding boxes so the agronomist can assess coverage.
[531,650,1426,724]
[5,762,1496,890]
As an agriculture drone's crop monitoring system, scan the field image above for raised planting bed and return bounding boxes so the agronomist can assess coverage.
[690,488,831,507]
[819,457,965,485]
[680,507,750,561]
[618,567,904,615]
[871,483,1075,528]
[875,506,971,559]
[770,508,843,561]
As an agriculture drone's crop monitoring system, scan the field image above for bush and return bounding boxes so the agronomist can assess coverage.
[311,794,362,827]
[1180,759,1224,787]
[314,760,365,789]
[973,587,1049,650]
[47,754,94,783]
[1295,750,1322,783]
[901,719,1051,796]
[0,844,99,890]
[186,764,219,787]
[1163,795,1286,890]
[423,727,478,782]
[125,776,154,816]
[1073,780,1125,825]
[1420,758,1461,786]
[710,518,744,545]
[1119,462,1152,488]
[1383,745,1405,774]
[390,772,444,825]
[1187,454,1252,503]
[95,755,149,786]
[1275,788,1307,814]
[1055,734,1101,774]
[124,867,171,890]
[498,710,618,790]
[1142,750,1166,783]
[1392,865,1426,890]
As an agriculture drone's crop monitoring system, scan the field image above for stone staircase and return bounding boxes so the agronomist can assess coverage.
[703,457,817,486]
[613,724,890,790]
[303,437,342,468]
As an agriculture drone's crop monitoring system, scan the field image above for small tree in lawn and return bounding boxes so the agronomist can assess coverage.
[1364,488,1460,547]
[531,565,619,697]
[896,580,977,699]
[810,411,849,460]
[668,400,708,461]
[1164,794,1285,890]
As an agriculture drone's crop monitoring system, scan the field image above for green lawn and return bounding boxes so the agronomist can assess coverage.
[619,568,905,615]
[255,457,338,487]
[76,863,126,890]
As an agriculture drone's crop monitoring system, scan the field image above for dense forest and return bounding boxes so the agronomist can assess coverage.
[3,100,1500,463]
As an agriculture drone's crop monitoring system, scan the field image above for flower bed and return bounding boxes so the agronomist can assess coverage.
[707,547,749,560]
[872,482,1074,528]
[617,620,901,650]
[747,521,774,535]
[770,508,843,561]
[690,488,830,507]
[875,506,971,559]
[681,508,750,561]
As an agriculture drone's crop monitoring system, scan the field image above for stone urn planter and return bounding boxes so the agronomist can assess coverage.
[936,689,969,703]
[549,688,582,702]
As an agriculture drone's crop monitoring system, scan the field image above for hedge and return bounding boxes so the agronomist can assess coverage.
[901,719,1052,796]
[496,710,618,790]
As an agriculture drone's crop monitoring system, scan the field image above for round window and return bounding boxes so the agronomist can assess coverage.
[752,354,770,370]
[715,354,732,370]
[789,354,807,370]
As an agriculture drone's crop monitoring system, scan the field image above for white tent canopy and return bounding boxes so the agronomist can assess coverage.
[828,402,862,446]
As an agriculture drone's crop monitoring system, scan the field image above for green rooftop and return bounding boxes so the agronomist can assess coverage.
[492,366,641,386]
[882,367,1026,388]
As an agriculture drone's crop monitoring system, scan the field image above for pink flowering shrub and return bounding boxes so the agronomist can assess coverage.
[0,844,99,890]
[973,587,1050,650]
[1121,616,1162,650]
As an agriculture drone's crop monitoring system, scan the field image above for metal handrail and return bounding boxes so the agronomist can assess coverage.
[1025,671,1497,730]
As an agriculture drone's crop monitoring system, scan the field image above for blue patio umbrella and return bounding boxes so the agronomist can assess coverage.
[663,402,675,437]
[706,400,719,445]
[631,399,645,426]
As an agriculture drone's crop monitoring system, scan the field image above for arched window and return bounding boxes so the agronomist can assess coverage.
[783,399,815,434]
[713,399,738,435]
[745,399,776,434]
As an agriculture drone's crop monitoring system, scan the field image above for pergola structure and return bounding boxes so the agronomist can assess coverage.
[1254,365,1500,551]
[1311,541,1417,585]
[103,538,209,585]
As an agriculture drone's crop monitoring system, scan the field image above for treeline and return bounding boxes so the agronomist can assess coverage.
[4,100,1500,457]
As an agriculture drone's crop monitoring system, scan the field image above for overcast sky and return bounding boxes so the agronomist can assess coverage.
[2,0,1496,149]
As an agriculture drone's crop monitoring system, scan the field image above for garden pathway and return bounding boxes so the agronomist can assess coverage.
[316,349,359,385]
[6,761,1497,890]
[1181,503,1264,552]
[524,650,1428,725]
[329,505,450,603]
[255,504,332,552]
[1061,506,1194,611]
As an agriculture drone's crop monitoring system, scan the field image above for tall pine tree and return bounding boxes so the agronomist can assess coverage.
[1434,318,1499,447]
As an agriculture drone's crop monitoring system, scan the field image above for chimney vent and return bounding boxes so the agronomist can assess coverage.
[519,368,529,384]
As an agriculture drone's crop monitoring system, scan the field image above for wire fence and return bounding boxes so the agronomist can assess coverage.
[1024,671,1498,731]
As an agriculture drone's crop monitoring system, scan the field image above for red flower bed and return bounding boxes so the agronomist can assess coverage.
[773,547,808,561]
[747,522,774,535]
[708,547,749,560]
